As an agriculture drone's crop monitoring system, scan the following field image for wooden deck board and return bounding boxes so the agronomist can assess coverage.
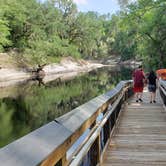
[102,89,166,166]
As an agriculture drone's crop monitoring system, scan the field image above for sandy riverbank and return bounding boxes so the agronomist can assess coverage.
[0,57,105,88]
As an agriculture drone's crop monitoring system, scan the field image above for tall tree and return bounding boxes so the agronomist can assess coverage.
[117,0,133,9]
[125,0,166,68]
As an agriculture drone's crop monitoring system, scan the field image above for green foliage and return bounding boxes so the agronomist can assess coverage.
[0,0,110,62]
[0,102,14,146]
[117,0,133,9]
[2,0,27,48]
[112,30,137,60]
[0,0,165,68]
[73,12,104,57]
[107,0,166,68]
[0,19,11,51]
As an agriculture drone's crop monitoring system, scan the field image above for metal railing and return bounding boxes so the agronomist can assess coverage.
[0,80,133,166]
[159,79,166,106]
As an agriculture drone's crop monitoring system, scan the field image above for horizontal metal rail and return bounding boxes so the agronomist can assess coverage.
[159,81,166,96]
[69,91,124,166]
[0,80,133,166]
[159,80,166,109]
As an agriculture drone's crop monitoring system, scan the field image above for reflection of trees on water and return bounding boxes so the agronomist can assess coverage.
[0,101,14,147]
[0,67,132,147]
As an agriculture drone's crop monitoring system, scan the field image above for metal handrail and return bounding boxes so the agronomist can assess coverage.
[159,80,166,96]
[0,80,133,166]
[69,91,124,166]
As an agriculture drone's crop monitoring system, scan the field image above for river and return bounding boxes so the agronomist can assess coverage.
[0,66,132,148]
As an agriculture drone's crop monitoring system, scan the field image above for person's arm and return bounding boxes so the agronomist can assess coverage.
[142,71,146,85]
[142,71,145,79]
[132,71,135,84]
[146,76,149,84]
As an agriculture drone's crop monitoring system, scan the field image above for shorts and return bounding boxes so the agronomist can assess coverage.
[133,87,144,93]
[148,84,156,92]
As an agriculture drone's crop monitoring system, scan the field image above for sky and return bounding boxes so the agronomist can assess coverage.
[73,0,120,15]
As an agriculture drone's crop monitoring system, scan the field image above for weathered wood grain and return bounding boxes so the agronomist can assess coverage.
[102,88,166,166]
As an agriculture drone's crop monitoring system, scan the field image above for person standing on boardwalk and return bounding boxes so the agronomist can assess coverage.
[147,70,157,103]
[132,65,145,102]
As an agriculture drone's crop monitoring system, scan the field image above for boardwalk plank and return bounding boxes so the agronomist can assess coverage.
[102,89,166,166]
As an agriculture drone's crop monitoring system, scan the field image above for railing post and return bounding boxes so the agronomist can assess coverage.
[62,154,67,166]
[103,120,110,146]
[89,136,100,166]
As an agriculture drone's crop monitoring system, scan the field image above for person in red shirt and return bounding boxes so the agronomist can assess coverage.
[132,65,145,102]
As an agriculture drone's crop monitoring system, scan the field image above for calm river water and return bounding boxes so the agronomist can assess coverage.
[0,66,132,148]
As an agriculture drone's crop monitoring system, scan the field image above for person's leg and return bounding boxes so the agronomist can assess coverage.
[139,92,143,101]
[138,87,143,102]
[135,92,139,102]
[148,85,154,103]
[150,92,152,103]
[152,91,156,103]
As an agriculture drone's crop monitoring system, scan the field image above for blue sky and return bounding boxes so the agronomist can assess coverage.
[73,0,120,15]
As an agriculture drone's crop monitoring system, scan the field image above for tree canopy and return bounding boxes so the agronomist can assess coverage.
[0,0,165,68]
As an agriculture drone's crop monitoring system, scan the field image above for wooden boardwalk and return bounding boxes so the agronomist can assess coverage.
[102,88,166,166]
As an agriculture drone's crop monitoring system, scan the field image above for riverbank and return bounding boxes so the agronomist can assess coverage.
[0,55,105,87]
[0,53,140,87]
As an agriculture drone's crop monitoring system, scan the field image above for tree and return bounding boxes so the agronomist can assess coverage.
[0,19,11,51]
[125,0,166,68]
[117,0,134,9]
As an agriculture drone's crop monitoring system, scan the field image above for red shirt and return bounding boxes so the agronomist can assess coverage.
[132,69,145,87]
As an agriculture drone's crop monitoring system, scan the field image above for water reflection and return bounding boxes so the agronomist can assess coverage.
[0,66,132,147]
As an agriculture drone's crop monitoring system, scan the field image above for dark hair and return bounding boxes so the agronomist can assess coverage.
[149,70,155,75]
[149,70,156,78]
